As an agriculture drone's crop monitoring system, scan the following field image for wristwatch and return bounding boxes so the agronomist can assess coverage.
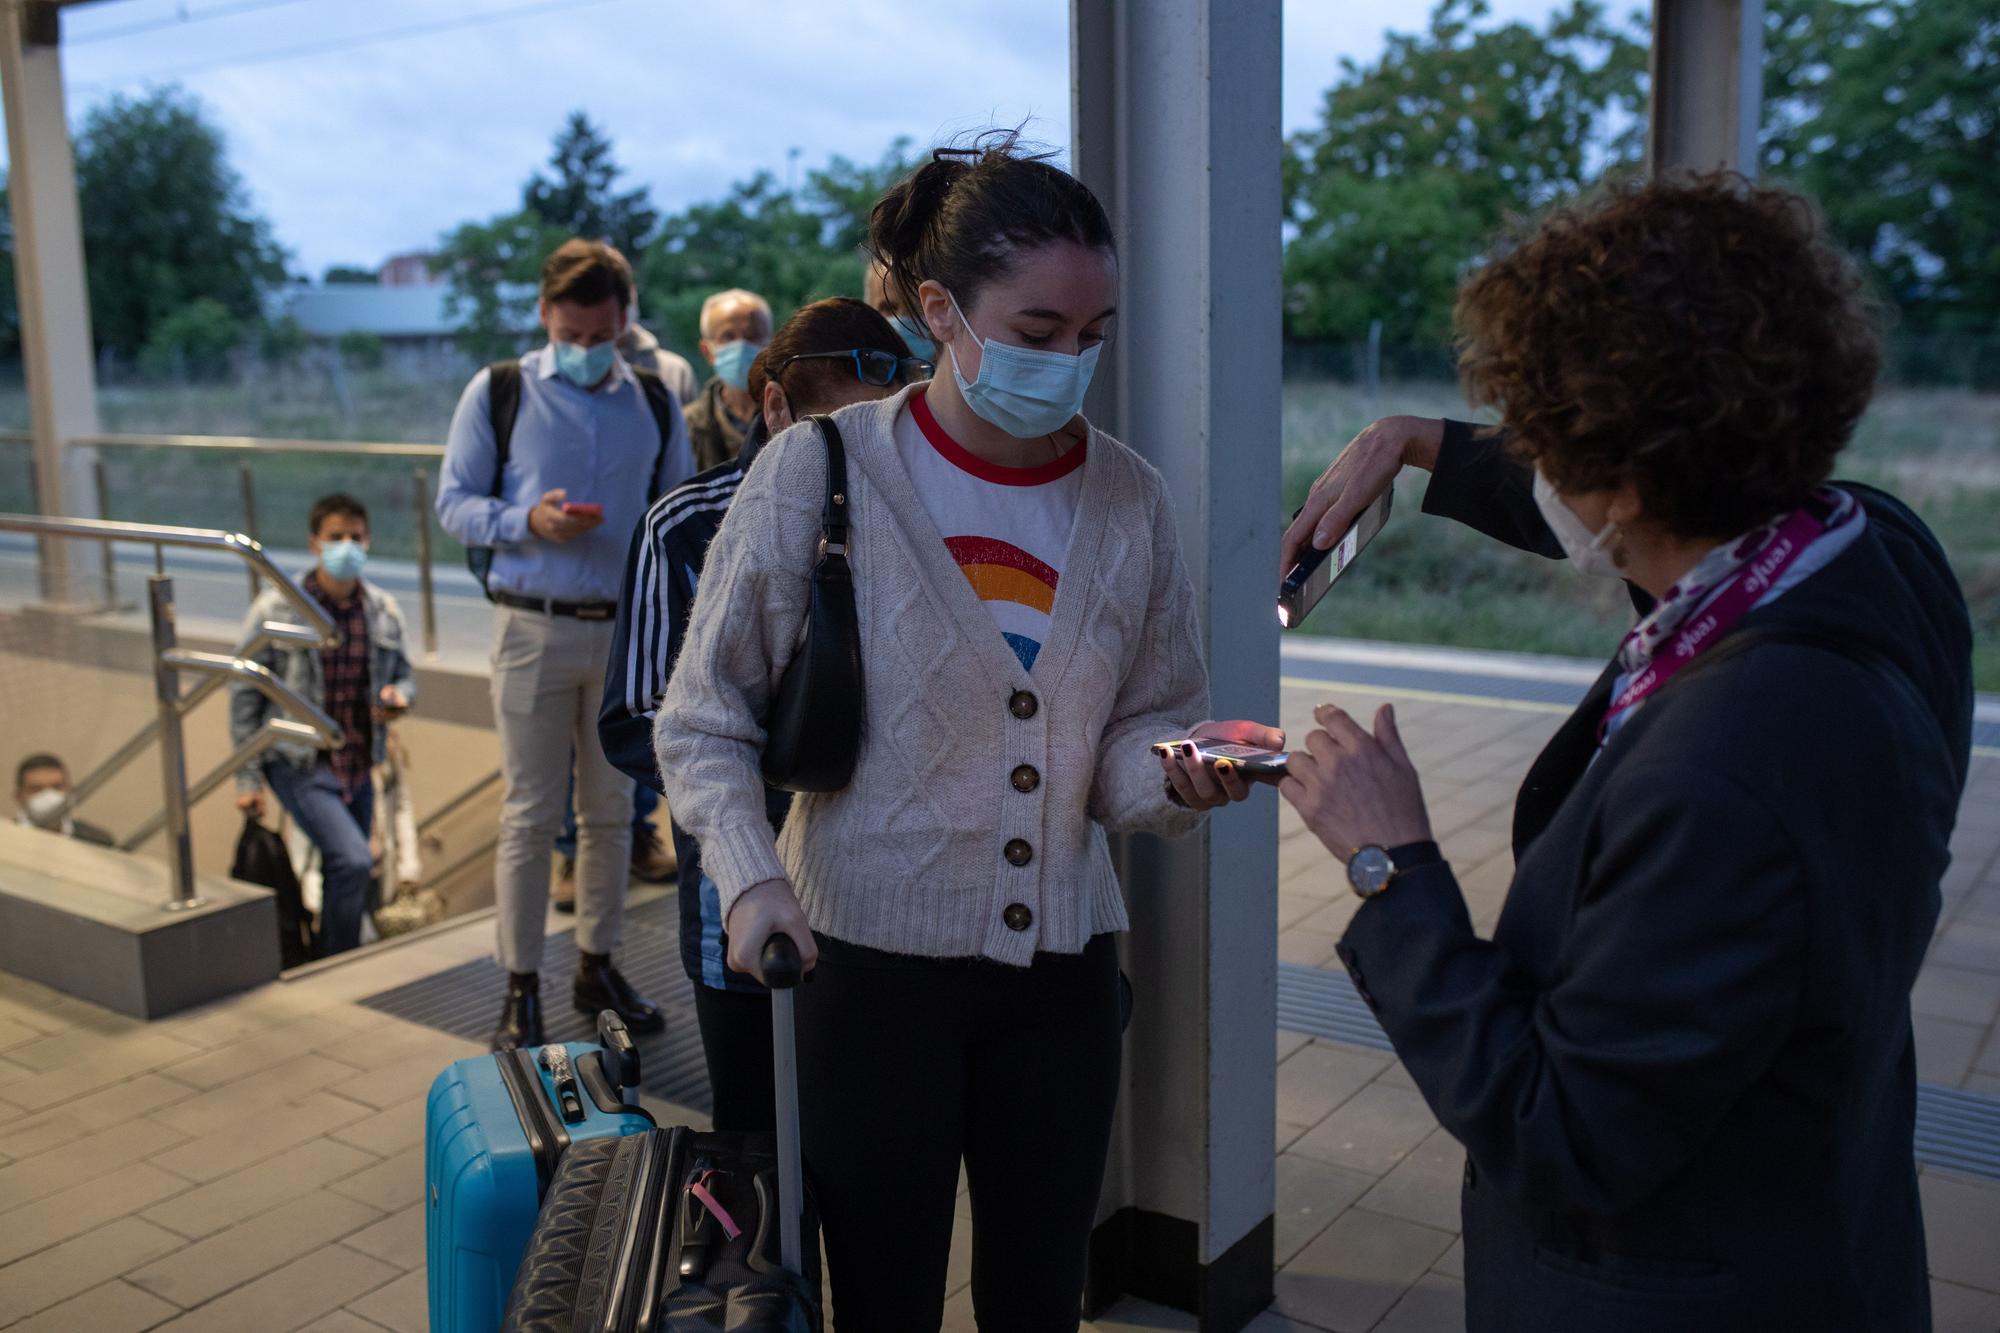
[1347,840,1443,899]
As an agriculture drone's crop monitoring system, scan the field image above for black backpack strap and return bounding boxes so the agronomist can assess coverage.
[630,366,679,499]
[486,360,522,497]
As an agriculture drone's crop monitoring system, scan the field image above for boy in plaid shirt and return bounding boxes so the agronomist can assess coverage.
[233,494,416,957]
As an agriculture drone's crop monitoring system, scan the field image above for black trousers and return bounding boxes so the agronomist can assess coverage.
[796,932,1122,1332]
[692,983,776,1133]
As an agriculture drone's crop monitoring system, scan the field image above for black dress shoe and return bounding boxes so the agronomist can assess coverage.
[491,973,545,1052]
[574,955,665,1033]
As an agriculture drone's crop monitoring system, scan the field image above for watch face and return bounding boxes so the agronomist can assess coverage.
[1349,846,1395,897]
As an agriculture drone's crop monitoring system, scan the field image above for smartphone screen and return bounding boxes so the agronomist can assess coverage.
[1277,490,1392,628]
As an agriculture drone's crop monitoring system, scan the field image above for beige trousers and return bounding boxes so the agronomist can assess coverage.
[490,607,633,974]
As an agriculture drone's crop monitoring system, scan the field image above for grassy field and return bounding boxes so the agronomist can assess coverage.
[3,366,1995,689]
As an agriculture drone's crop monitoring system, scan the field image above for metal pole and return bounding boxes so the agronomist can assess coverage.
[412,467,439,658]
[148,574,203,910]
[93,456,116,608]
[239,462,260,598]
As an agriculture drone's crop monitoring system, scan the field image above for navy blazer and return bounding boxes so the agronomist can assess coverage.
[1336,424,1973,1332]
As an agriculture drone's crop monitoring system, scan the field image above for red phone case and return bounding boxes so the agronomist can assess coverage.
[561,502,603,519]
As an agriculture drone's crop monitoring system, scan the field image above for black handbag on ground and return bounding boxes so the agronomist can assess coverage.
[760,416,863,793]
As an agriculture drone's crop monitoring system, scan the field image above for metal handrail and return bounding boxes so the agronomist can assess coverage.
[57,620,327,819]
[9,431,457,659]
[0,514,337,643]
[72,431,445,460]
[122,717,331,851]
[0,512,342,908]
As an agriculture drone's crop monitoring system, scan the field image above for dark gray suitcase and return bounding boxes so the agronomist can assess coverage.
[503,937,818,1333]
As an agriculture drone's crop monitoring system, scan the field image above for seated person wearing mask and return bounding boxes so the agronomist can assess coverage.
[13,753,114,846]
[234,494,416,958]
[599,296,931,1130]
[684,288,772,472]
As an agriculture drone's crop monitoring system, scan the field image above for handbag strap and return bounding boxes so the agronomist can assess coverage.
[809,415,850,558]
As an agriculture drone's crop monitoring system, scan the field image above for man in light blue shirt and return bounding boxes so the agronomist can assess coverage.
[437,239,694,1051]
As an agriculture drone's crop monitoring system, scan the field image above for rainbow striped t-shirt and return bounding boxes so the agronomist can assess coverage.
[896,391,1085,672]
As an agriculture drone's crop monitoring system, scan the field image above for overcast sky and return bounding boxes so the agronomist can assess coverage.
[18,0,1632,277]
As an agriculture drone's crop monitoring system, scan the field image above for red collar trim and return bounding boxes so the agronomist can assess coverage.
[911,388,1086,487]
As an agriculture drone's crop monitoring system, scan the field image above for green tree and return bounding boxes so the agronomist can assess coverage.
[1283,0,1648,343]
[524,111,659,255]
[138,296,241,379]
[1762,0,2000,333]
[437,209,566,362]
[73,87,288,358]
[322,264,379,285]
[438,113,654,361]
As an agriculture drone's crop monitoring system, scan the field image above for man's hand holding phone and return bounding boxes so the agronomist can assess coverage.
[528,488,604,543]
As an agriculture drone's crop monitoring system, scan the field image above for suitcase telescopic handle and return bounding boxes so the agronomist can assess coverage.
[761,934,803,989]
[764,932,806,1275]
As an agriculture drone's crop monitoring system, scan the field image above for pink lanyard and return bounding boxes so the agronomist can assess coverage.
[1599,504,1829,741]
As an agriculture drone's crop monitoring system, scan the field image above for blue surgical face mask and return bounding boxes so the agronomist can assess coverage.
[711,339,761,392]
[554,340,618,388]
[889,313,937,363]
[945,290,1100,439]
[320,538,367,583]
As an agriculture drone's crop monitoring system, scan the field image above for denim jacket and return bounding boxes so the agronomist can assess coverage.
[230,575,417,791]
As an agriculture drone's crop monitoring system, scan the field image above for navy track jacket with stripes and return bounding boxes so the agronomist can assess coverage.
[600,421,787,992]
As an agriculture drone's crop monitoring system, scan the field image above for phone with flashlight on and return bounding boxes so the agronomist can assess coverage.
[1277,490,1392,628]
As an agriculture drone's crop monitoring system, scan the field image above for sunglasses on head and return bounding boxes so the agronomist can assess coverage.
[772,348,934,388]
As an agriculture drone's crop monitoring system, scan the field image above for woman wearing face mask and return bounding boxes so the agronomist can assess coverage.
[656,134,1278,1328]
[1279,175,1971,1332]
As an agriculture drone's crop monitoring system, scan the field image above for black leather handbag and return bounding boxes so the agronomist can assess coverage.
[759,416,863,793]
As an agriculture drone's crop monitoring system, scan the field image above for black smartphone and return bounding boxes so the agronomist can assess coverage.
[1278,490,1393,628]
[1151,739,1290,785]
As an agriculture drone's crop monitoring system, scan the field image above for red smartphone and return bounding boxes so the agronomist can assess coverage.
[561,502,603,519]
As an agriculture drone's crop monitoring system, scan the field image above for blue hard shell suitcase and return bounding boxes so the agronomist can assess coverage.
[426,1011,656,1333]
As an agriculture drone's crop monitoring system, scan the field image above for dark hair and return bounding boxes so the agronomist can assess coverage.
[308,493,369,537]
[540,238,634,311]
[748,297,914,412]
[868,130,1114,328]
[15,752,65,788]
[1455,171,1881,540]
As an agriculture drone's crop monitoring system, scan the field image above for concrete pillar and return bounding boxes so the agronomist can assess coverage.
[1648,0,1765,176]
[1071,2,1283,1326]
[1,0,103,600]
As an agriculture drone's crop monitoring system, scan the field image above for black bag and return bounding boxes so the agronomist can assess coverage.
[229,815,314,968]
[504,937,819,1333]
[759,416,863,793]
[466,359,683,599]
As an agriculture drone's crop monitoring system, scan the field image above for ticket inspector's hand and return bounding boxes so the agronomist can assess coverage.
[1281,702,1433,863]
[1160,719,1288,811]
[724,878,819,984]
[1280,415,1446,577]
[527,488,603,543]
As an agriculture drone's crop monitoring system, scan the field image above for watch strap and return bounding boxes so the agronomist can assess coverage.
[1387,840,1443,871]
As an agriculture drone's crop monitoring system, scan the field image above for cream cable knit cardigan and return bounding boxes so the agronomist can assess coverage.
[654,386,1209,965]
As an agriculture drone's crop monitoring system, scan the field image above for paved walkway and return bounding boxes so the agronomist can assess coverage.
[0,674,1996,1331]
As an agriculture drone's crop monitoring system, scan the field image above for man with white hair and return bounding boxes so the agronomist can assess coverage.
[684,287,772,471]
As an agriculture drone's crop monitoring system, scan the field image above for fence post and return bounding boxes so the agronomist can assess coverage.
[412,466,439,659]
[238,463,260,599]
[94,457,117,609]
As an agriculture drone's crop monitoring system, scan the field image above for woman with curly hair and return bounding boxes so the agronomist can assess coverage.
[1279,173,1972,1332]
